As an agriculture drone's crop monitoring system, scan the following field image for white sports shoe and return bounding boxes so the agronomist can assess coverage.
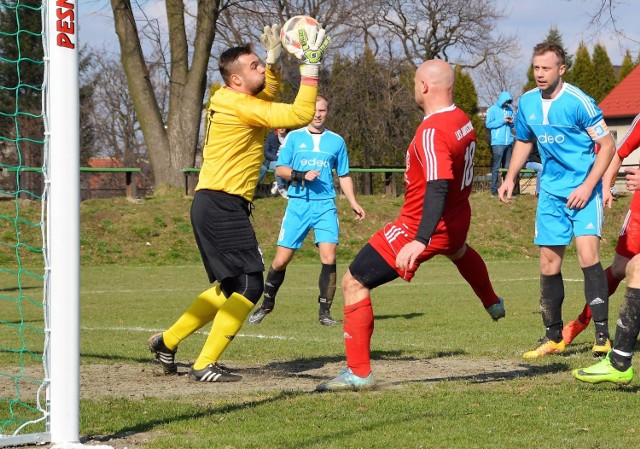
[270,182,278,195]
[278,187,288,199]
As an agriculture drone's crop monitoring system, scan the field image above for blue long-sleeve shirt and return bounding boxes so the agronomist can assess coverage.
[485,91,515,146]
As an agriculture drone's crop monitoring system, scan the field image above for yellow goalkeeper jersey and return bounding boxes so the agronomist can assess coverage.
[196,68,317,201]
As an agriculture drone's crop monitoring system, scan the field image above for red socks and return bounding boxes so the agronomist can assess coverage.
[343,297,374,378]
[453,246,500,308]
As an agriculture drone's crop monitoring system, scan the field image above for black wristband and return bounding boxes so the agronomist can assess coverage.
[291,170,308,185]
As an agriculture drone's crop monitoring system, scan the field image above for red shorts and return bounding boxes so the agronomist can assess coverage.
[368,207,470,282]
[615,209,640,259]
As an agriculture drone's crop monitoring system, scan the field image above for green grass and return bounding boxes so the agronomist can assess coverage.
[1,192,639,447]
[4,261,640,448]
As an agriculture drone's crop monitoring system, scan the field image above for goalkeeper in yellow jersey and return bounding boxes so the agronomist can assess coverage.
[148,24,331,382]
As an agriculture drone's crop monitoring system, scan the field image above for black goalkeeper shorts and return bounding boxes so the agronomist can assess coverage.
[190,189,264,283]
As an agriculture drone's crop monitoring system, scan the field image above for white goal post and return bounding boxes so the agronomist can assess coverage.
[0,0,80,447]
[45,0,81,445]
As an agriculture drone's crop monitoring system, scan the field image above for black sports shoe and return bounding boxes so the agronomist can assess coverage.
[248,306,272,324]
[319,311,339,326]
[148,333,177,374]
[189,363,242,382]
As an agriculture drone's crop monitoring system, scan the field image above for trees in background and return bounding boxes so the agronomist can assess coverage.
[6,1,636,193]
[108,0,222,191]
[522,26,574,92]
[618,50,636,82]
[104,0,517,192]
[326,47,418,193]
[372,0,516,68]
[571,43,596,95]
[521,25,637,104]
[591,43,616,103]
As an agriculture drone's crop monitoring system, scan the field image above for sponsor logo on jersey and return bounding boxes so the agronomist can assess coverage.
[300,158,331,168]
[537,133,565,144]
[454,121,474,140]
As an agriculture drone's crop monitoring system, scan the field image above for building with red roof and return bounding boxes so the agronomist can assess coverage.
[599,64,640,170]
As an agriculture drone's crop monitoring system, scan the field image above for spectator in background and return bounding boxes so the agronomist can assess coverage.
[486,91,515,196]
[258,128,289,198]
[525,141,542,196]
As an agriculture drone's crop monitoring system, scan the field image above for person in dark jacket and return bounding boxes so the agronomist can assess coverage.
[258,128,289,197]
[525,141,542,195]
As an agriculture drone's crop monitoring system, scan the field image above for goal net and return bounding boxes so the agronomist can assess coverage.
[0,0,80,446]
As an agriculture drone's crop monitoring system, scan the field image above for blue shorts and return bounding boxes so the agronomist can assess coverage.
[277,198,339,249]
[534,188,603,246]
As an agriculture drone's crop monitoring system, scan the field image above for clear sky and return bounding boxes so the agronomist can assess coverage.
[79,1,639,79]
[497,0,639,73]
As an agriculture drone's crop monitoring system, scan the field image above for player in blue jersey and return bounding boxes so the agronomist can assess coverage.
[498,41,616,358]
[249,94,366,326]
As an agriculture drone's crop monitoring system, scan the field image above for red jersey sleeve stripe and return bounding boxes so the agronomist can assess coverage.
[422,128,438,181]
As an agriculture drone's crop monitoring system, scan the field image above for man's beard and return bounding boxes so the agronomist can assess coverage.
[249,80,266,96]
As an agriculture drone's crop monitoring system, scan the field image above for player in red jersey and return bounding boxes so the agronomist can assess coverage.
[563,113,640,349]
[315,59,505,392]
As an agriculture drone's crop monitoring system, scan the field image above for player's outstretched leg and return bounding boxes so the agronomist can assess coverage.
[562,304,591,345]
[249,267,286,324]
[190,292,253,382]
[148,285,227,374]
[148,333,177,375]
[451,245,505,321]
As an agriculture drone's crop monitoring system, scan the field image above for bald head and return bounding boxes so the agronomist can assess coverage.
[414,59,454,113]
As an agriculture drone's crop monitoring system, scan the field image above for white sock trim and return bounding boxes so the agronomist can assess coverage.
[612,348,633,358]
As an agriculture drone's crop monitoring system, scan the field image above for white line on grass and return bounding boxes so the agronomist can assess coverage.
[81,326,293,340]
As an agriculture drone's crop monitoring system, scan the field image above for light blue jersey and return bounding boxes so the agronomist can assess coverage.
[277,127,350,200]
[515,82,610,197]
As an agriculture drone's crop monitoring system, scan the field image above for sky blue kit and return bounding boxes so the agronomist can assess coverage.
[276,128,351,248]
[515,83,610,245]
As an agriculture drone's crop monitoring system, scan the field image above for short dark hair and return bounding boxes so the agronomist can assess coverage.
[316,93,329,106]
[219,45,253,85]
[533,41,566,66]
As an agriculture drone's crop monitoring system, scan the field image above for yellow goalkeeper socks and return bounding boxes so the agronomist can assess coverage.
[192,292,253,370]
[163,285,227,350]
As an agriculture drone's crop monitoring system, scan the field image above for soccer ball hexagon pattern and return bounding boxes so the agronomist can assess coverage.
[280,15,321,59]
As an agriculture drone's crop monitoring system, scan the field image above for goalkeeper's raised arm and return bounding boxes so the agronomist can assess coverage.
[148,27,333,385]
[298,27,331,86]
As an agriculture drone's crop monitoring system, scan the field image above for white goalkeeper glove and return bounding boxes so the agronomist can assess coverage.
[260,24,282,66]
[299,27,331,82]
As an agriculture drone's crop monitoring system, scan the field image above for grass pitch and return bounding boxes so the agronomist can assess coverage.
[55,261,640,448]
[1,192,639,448]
